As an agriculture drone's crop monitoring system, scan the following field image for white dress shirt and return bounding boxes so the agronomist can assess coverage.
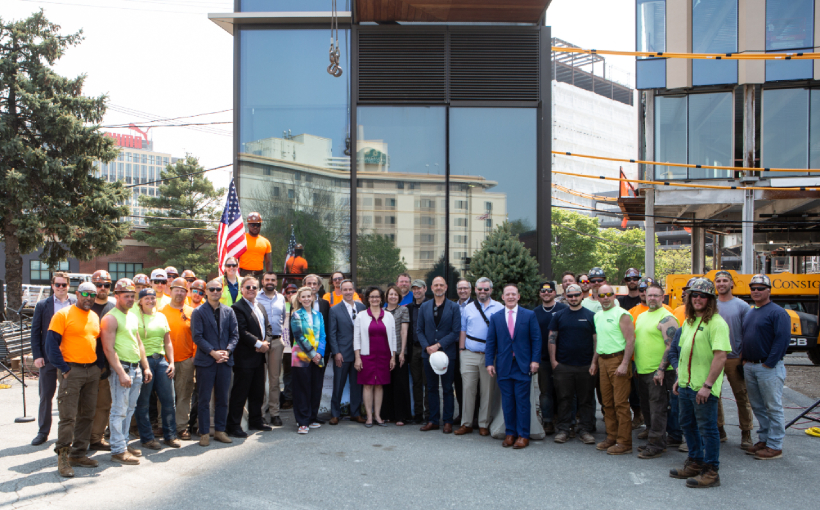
[246,298,266,348]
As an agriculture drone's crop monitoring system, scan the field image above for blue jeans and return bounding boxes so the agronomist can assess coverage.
[137,356,177,442]
[109,364,143,455]
[678,386,720,468]
[667,389,683,442]
[744,360,787,450]
[538,361,555,423]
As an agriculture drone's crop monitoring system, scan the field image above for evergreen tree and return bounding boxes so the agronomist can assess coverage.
[133,155,224,278]
[468,222,542,305]
[425,254,461,300]
[356,233,407,288]
[0,11,128,314]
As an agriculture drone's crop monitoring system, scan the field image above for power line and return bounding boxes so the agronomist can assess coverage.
[102,121,233,128]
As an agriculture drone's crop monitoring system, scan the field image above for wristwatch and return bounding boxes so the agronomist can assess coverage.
[703,382,713,390]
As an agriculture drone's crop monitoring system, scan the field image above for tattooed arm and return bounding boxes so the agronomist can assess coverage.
[548,330,558,369]
[654,315,679,384]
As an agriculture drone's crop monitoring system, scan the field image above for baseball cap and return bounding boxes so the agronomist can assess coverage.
[411,279,426,288]
[150,268,168,281]
[565,284,582,294]
[540,281,556,291]
[139,288,157,300]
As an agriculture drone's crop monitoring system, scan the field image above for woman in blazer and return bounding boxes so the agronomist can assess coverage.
[290,286,327,434]
[354,286,396,427]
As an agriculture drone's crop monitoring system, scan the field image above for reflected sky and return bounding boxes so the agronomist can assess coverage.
[357,107,445,175]
[241,0,349,12]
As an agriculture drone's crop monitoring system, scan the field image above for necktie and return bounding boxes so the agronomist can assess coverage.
[508,309,515,338]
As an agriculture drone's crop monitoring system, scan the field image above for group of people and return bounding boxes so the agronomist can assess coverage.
[29,252,791,489]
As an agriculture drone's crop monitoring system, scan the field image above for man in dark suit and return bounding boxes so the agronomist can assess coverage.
[228,277,274,437]
[416,276,461,433]
[328,279,367,425]
[191,277,240,447]
[30,272,77,446]
[486,283,542,450]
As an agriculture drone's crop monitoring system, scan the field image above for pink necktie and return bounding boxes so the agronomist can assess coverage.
[508,310,515,338]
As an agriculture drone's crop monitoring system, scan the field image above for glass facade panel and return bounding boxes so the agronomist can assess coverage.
[108,262,143,282]
[450,108,536,272]
[811,90,820,169]
[240,0,337,12]
[766,0,814,82]
[636,59,666,89]
[654,95,687,180]
[356,106,445,288]
[636,0,666,89]
[688,92,733,179]
[30,260,69,284]
[762,88,809,177]
[692,0,738,86]
[239,28,351,274]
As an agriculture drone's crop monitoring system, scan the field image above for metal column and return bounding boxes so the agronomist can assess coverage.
[742,189,755,273]
[643,90,656,276]
[691,220,706,275]
[645,189,655,277]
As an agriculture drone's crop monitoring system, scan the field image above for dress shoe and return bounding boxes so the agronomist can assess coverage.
[227,428,248,438]
[419,422,440,432]
[141,439,162,450]
[454,425,473,435]
[111,452,140,465]
[199,435,210,447]
[213,431,233,443]
[31,433,48,446]
[164,438,182,448]
[249,423,273,432]
[513,437,529,449]
[352,416,368,424]
[502,435,517,448]
[329,417,339,425]
[89,439,111,451]
[442,423,453,434]
[271,416,284,427]
[479,428,490,436]
[68,456,99,468]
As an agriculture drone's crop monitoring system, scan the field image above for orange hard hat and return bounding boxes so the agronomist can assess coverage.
[114,278,136,293]
[170,277,188,291]
[91,270,112,283]
[190,279,206,291]
[247,212,262,223]
[181,270,196,280]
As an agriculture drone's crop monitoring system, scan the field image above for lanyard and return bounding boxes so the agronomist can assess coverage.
[685,317,703,387]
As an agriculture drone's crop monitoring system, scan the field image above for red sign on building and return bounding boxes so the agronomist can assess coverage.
[105,132,143,149]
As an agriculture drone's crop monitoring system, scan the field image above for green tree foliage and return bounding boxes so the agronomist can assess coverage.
[356,233,407,288]
[551,208,600,279]
[133,155,224,278]
[468,222,542,305]
[656,248,692,288]
[508,218,535,237]
[596,227,646,282]
[0,11,129,313]
[425,254,461,299]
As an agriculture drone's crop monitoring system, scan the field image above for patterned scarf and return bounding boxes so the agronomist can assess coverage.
[293,307,326,363]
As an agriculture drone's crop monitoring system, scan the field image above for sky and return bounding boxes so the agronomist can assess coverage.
[4,0,636,193]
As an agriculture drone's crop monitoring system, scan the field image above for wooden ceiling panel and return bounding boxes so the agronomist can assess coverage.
[356,0,550,23]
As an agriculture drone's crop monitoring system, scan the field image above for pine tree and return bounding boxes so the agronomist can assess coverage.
[468,222,542,305]
[133,155,224,278]
[425,254,461,300]
[0,11,129,315]
[356,233,407,288]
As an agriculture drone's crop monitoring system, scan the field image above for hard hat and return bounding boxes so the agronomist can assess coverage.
[114,278,136,293]
[624,268,641,278]
[170,277,189,291]
[190,279,206,292]
[150,268,168,281]
[133,274,150,286]
[639,276,655,289]
[750,274,772,288]
[91,270,112,283]
[247,212,262,223]
[429,351,449,375]
[181,269,196,281]
[683,277,699,290]
[588,267,606,279]
[295,243,304,250]
[689,278,716,296]
[164,266,179,278]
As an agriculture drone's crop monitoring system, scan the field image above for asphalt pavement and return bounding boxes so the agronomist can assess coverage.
[0,375,818,510]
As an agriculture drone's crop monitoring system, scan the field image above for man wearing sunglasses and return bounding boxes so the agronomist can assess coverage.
[741,274,790,461]
[45,282,103,477]
[533,281,567,435]
[150,268,172,309]
[31,272,77,446]
[328,271,361,306]
[239,212,271,279]
[189,279,206,308]
[670,278,730,488]
[328,279,367,425]
[620,268,643,311]
[582,268,618,314]
[555,271,576,304]
[88,270,117,452]
[161,278,196,440]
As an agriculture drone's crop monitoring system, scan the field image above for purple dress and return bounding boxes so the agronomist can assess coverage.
[358,309,391,385]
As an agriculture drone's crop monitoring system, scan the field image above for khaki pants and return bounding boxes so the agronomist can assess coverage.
[265,338,286,417]
[174,357,196,434]
[89,377,111,444]
[460,350,493,428]
[598,353,633,447]
[717,357,754,431]
[55,364,101,456]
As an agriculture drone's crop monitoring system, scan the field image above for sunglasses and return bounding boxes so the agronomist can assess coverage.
[53,283,68,288]
[167,274,179,278]
[332,277,343,281]
[750,286,768,292]
[286,291,296,296]
[95,283,111,289]
[192,289,204,296]
[565,293,582,298]
[476,287,490,292]
[225,264,238,268]
[638,287,646,292]
[598,292,615,298]
[185,278,196,282]
[208,287,223,293]
[152,280,166,284]
[244,286,258,291]
[248,223,261,227]
[579,279,590,284]
[540,288,555,293]
[78,291,97,298]
[690,292,710,299]
[625,277,640,282]
[590,279,605,284]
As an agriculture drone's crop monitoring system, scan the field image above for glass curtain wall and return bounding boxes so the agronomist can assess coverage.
[762,88,810,177]
[688,93,733,179]
[654,95,687,179]
[636,0,666,89]
[240,0,339,11]
[692,0,738,86]
[239,27,351,274]
[766,0,814,82]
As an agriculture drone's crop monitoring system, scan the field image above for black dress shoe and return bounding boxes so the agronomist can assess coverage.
[31,433,48,446]
[271,416,283,427]
[227,428,248,438]
[248,423,273,432]
[314,419,326,425]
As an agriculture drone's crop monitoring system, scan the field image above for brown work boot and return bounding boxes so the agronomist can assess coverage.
[746,441,767,456]
[164,438,182,448]
[57,447,74,478]
[554,431,569,443]
[638,445,665,459]
[596,438,616,451]
[607,443,633,455]
[454,425,473,435]
[178,430,191,441]
[686,464,720,488]
[718,426,727,442]
[740,431,753,450]
[127,446,142,457]
[89,439,111,451]
[542,421,555,435]
[200,434,210,447]
[578,431,596,445]
[213,431,233,443]
[669,457,703,479]
[111,452,140,465]
[754,447,783,460]
[141,439,161,450]
[68,456,99,468]
[637,429,649,440]
[632,409,644,430]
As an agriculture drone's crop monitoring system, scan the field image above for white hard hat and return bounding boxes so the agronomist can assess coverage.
[150,268,167,281]
[429,351,449,375]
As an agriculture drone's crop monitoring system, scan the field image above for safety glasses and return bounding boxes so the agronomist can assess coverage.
[598,292,615,298]
[78,291,97,298]
[95,283,111,289]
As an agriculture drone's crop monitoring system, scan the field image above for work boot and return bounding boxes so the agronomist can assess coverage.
[68,456,99,468]
[127,446,143,457]
[554,431,569,443]
[606,443,633,455]
[568,425,576,439]
[57,447,74,478]
[178,430,191,440]
[746,441,767,456]
[632,409,644,430]
[638,445,665,459]
[89,439,111,451]
[111,452,140,465]
[542,421,555,435]
[754,447,783,460]
[637,429,649,440]
[669,457,703,479]
[686,464,720,488]
[740,431,753,450]
[579,431,596,444]
[596,438,616,451]
[141,439,162,450]
[164,438,182,448]
[718,426,727,442]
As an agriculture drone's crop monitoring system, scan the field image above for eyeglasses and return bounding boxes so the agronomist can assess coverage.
[244,286,258,291]
[95,283,111,289]
[224,263,237,268]
[625,277,640,282]
[192,289,204,296]
[248,223,261,227]
[185,278,196,283]
[540,288,555,293]
[476,287,490,292]
[750,286,768,292]
[590,278,605,284]
[369,295,381,300]
[152,280,166,284]
[598,292,615,298]
[53,283,68,288]
[208,287,223,293]
[286,291,296,296]
[78,291,97,298]
[332,277,343,281]
[565,293,582,298]
[689,292,709,300]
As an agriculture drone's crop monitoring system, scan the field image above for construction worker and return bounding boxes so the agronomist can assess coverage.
[673,278,698,326]
[284,243,308,287]
[182,270,197,304]
[151,268,172,309]
[239,212,271,279]
[164,267,179,299]
[133,274,150,293]
[629,277,673,322]
[620,268,643,310]
[189,279,206,308]
[161,278,196,441]
[220,256,243,306]
[88,270,116,452]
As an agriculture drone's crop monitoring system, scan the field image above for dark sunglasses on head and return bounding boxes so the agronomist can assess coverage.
[53,283,68,288]
[590,278,605,284]
[750,286,768,292]
[476,287,490,292]
[689,292,709,299]
[208,287,223,293]
[598,292,615,298]
[78,291,97,298]
[248,223,261,227]
[625,277,640,282]
[95,283,111,289]
[244,285,258,291]
[225,263,238,268]
[192,289,205,296]
[152,280,166,284]
[565,293,582,298]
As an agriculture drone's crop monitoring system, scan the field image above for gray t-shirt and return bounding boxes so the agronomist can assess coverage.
[717,296,750,358]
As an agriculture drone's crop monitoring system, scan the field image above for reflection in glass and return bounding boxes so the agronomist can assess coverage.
[239,28,351,273]
[692,0,738,86]
[355,107,446,288]
[450,108,536,270]
[766,0,814,82]
[636,59,666,90]
[654,95,687,180]
[688,93,733,179]
[240,0,345,12]
[762,88,809,177]
[636,0,666,89]
[810,90,820,169]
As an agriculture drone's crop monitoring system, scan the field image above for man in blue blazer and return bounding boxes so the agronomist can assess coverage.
[416,276,461,433]
[327,279,367,425]
[191,278,240,446]
[486,283,542,449]
[30,272,77,446]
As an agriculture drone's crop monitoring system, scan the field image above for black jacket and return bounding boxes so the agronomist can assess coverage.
[31,295,77,363]
[232,298,273,369]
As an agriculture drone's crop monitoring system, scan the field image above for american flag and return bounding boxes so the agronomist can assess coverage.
[283,226,296,273]
[217,179,247,275]
[476,212,490,221]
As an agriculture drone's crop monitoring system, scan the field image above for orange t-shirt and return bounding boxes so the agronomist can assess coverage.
[629,303,673,323]
[49,305,100,364]
[328,290,362,306]
[285,256,308,274]
[160,303,195,362]
[240,234,271,271]
[673,305,686,327]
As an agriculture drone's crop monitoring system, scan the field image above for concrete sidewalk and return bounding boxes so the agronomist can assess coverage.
[0,376,818,510]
